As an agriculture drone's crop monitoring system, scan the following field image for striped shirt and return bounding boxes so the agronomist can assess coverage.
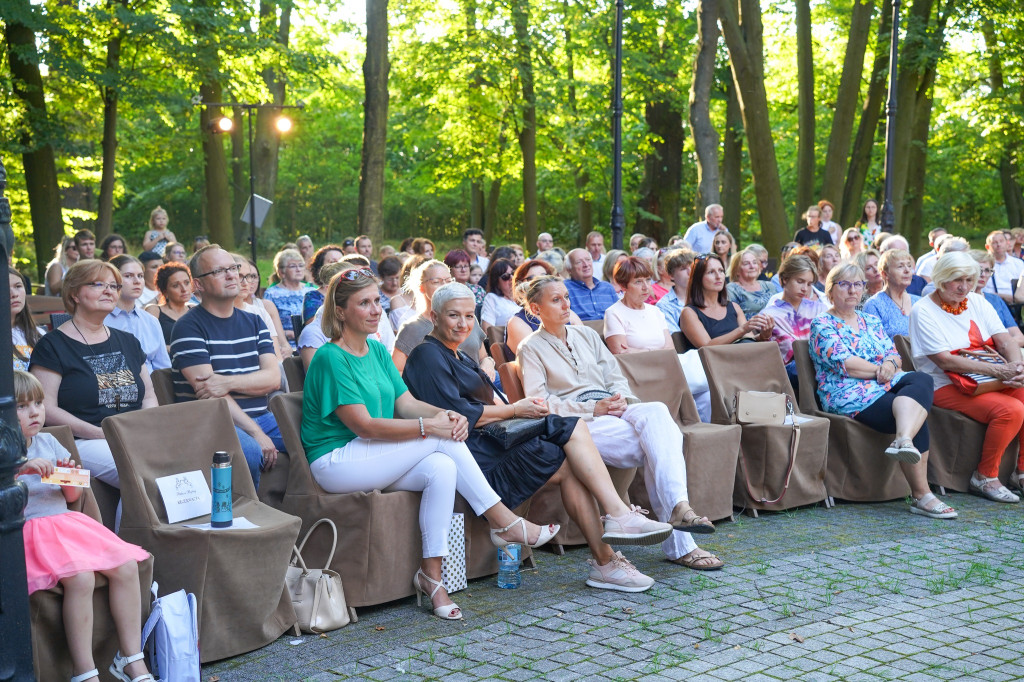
[170,305,275,417]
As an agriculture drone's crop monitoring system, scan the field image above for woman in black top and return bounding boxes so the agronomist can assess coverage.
[145,262,193,347]
[680,253,774,349]
[30,260,156,488]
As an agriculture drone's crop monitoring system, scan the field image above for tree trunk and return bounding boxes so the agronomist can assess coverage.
[841,0,891,228]
[199,81,233,248]
[902,77,935,251]
[689,0,720,212]
[983,21,1024,229]
[718,0,789,254]
[721,78,743,235]
[96,3,126,241]
[484,177,502,240]
[794,0,815,227]
[253,0,292,237]
[820,0,874,218]
[358,0,389,245]
[3,1,65,274]
[512,0,538,248]
[563,5,592,245]
[636,100,683,245]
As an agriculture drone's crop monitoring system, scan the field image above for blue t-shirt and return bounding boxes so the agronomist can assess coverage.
[170,306,276,418]
[983,291,1017,329]
[564,278,619,321]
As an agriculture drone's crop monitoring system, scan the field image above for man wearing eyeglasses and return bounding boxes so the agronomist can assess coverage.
[565,249,618,321]
[169,245,286,489]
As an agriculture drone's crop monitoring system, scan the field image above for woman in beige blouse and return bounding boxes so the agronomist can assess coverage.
[517,276,723,571]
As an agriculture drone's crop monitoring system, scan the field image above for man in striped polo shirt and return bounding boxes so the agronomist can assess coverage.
[170,245,284,488]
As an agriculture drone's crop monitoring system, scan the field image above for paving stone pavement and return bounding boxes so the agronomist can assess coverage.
[204,493,1024,681]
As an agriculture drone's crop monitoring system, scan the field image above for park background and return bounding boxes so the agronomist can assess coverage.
[2,0,1022,277]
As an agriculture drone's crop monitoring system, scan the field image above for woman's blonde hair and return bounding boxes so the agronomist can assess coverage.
[930,251,980,290]
[404,259,448,312]
[62,259,122,314]
[853,248,881,274]
[320,268,380,340]
[273,248,304,275]
[522,275,564,316]
[824,262,865,302]
[878,248,913,279]
[968,248,994,267]
[778,254,817,285]
[14,369,44,404]
[602,249,627,283]
[728,248,760,282]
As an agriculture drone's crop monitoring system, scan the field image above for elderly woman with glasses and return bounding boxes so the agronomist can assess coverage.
[863,249,920,338]
[263,248,314,349]
[727,247,780,319]
[810,261,952,519]
[910,251,1024,504]
[30,260,157,489]
[404,283,674,593]
[392,259,491,374]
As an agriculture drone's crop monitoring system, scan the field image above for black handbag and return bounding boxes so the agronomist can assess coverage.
[479,417,548,449]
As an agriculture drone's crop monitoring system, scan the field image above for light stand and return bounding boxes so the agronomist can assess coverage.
[608,0,625,250]
[880,0,901,233]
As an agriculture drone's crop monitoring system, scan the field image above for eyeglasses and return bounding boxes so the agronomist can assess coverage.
[196,263,242,278]
[284,264,305,271]
[340,268,376,281]
[846,235,863,242]
[980,268,994,276]
[499,272,513,281]
[84,281,123,292]
[240,273,260,282]
[834,280,867,292]
[451,263,470,270]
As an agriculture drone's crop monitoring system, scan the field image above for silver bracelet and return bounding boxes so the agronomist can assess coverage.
[418,417,425,439]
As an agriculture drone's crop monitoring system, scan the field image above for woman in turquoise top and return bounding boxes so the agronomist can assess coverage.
[301,269,559,621]
[809,262,953,520]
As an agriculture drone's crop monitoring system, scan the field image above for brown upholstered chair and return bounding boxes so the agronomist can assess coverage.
[490,342,514,367]
[671,331,690,354]
[699,342,830,513]
[485,325,506,351]
[616,349,742,523]
[500,361,526,402]
[102,399,301,663]
[31,426,154,682]
[268,393,525,607]
[581,319,605,339]
[149,367,175,406]
[792,340,910,503]
[893,335,1019,493]
[282,355,305,392]
[42,425,120,530]
[27,294,66,328]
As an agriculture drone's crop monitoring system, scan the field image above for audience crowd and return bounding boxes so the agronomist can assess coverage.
[11,201,1024,663]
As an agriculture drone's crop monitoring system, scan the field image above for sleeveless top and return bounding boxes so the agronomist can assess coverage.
[504,307,540,343]
[686,302,740,340]
[158,309,177,346]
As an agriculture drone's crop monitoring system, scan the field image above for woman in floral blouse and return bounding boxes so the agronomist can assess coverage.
[809,261,954,520]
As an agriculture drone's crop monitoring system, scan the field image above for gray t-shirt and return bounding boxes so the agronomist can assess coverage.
[21,433,72,521]
[394,314,486,360]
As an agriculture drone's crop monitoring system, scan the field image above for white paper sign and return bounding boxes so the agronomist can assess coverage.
[155,470,212,524]
[184,516,259,531]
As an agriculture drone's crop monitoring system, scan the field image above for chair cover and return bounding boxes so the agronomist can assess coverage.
[792,340,909,502]
[43,425,120,529]
[268,393,521,607]
[102,400,301,662]
[485,325,506,351]
[499,362,526,402]
[581,319,604,339]
[282,355,306,392]
[699,342,829,511]
[31,426,154,681]
[149,367,175,406]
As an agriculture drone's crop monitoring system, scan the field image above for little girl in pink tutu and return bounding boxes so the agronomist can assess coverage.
[14,370,155,682]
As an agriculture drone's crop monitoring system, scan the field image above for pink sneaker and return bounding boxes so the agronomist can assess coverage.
[586,551,655,593]
[601,505,673,545]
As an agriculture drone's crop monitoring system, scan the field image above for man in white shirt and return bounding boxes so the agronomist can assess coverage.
[985,230,1024,304]
[586,230,606,280]
[681,204,728,254]
[138,250,162,307]
[914,227,947,281]
[462,228,490,271]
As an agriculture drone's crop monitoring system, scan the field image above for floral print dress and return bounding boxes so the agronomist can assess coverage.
[809,311,906,416]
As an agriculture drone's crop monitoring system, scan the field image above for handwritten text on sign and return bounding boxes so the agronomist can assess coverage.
[155,470,213,523]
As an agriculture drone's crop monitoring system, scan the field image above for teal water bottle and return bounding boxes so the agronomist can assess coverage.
[211,450,233,528]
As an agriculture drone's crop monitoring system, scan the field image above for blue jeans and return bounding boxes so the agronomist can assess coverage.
[235,411,286,490]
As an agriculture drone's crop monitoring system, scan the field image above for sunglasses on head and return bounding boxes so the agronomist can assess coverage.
[339,268,375,281]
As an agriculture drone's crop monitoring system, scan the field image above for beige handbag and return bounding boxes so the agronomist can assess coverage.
[286,519,356,634]
[732,391,801,505]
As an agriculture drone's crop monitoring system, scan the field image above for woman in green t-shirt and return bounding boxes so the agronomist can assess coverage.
[302,268,559,622]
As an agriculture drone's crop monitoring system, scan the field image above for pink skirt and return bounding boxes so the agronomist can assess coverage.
[23,512,150,594]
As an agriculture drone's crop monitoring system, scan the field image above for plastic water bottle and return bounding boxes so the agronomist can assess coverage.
[497,544,521,589]
[211,450,233,528]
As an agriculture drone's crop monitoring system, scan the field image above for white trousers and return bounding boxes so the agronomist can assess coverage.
[310,436,501,559]
[76,439,120,488]
[588,402,697,560]
[679,350,712,423]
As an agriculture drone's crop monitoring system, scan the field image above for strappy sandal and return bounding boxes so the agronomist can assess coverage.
[910,492,957,519]
[669,502,716,535]
[489,517,560,549]
[969,472,1020,504]
[71,670,99,682]
[884,437,922,464]
[413,569,462,620]
[1009,470,1024,496]
[671,549,724,571]
[109,651,155,682]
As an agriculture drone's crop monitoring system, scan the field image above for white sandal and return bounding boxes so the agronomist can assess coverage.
[109,651,155,682]
[489,517,559,549]
[413,569,462,620]
[910,492,958,519]
[969,472,1020,504]
[71,670,99,682]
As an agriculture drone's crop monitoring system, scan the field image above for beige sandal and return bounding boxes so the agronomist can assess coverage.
[671,549,724,571]
[669,502,716,535]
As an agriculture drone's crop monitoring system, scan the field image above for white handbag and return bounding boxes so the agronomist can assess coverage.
[286,519,356,634]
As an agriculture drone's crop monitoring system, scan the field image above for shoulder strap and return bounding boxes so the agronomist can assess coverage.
[737,417,801,506]
[295,518,339,569]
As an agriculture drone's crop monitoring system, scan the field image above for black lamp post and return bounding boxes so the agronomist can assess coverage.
[880,0,901,233]
[193,98,303,264]
[608,0,626,250]
[0,157,36,680]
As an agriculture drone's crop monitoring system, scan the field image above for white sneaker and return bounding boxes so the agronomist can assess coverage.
[601,505,673,546]
[585,551,655,593]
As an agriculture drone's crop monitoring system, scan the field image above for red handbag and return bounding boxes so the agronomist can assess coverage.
[945,346,1007,396]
